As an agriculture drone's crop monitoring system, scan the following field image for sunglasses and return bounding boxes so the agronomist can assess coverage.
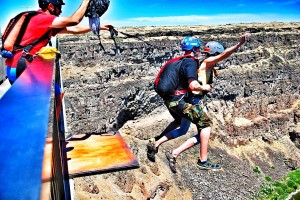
[55,4,62,10]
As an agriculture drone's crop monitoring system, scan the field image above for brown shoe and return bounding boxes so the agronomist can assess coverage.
[147,139,157,162]
[165,150,176,173]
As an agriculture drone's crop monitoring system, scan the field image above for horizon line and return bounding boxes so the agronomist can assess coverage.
[102,13,300,27]
[1,13,300,33]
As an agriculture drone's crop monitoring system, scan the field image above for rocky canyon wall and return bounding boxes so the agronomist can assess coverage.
[58,22,300,200]
[59,22,300,147]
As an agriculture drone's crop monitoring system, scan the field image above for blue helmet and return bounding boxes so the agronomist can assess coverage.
[204,41,224,55]
[181,36,202,51]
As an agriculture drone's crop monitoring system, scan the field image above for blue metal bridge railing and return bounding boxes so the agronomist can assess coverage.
[0,53,69,199]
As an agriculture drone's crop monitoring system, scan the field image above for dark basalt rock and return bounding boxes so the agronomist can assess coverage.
[60,22,300,200]
[59,23,300,148]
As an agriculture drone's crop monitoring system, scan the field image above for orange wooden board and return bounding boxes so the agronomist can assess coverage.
[41,139,53,199]
[42,139,53,181]
[65,131,139,178]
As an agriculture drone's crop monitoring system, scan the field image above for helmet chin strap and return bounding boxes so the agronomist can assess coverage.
[184,50,198,58]
[192,49,197,57]
[192,47,199,58]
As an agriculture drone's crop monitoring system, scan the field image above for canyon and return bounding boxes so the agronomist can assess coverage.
[58,22,300,199]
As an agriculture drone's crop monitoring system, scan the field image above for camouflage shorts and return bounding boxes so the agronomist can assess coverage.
[166,98,212,130]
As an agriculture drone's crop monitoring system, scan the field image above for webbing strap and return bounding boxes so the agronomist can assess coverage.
[16,29,52,53]
[15,11,40,46]
[16,57,28,78]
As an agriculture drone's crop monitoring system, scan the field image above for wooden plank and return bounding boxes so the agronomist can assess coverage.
[65,131,139,178]
[40,138,52,200]
[42,138,53,182]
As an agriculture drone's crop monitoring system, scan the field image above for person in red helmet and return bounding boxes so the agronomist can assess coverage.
[4,0,111,84]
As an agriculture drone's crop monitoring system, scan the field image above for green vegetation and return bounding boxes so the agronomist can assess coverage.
[252,168,300,200]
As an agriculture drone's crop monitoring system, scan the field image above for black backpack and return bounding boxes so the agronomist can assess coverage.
[85,0,110,18]
[154,55,195,100]
[85,0,110,52]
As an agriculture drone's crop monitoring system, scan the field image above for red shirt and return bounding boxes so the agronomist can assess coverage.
[5,10,59,67]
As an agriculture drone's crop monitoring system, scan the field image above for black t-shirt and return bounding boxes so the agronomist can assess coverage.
[177,58,198,91]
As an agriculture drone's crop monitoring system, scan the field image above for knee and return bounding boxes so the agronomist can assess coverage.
[177,124,189,135]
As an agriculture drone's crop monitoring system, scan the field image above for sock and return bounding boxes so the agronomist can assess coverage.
[199,159,207,164]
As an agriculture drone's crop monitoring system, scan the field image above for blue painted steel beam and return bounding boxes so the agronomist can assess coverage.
[0,57,54,200]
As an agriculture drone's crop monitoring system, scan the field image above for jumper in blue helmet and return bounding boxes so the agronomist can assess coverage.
[181,36,202,51]
[147,32,251,173]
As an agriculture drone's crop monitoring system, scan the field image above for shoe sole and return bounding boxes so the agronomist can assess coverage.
[147,152,155,162]
[147,144,156,162]
[197,165,224,172]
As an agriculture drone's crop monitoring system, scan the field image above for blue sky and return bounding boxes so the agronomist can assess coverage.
[0,0,299,32]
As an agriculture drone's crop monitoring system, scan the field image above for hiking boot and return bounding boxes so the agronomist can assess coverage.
[165,150,176,173]
[197,159,223,171]
[147,138,158,162]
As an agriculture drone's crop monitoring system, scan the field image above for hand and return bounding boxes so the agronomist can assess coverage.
[213,68,219,77]
[239,32,251,45]
[105,24,114,29]
[202,84,212,92]
[100,24,114,31]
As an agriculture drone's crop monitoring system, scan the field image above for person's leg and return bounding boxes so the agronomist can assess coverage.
[172,136,195,157]
[196,126,222,171]
[154,120,179,141]
[199,127,211,162]
[153,102,182,141]
[166,99,203,157]
[147,101,183,162]
[165,117,191,139]
[147,117,191,162]
[167,99,222,171]
[165,134,199,173]
[156,117,191,147]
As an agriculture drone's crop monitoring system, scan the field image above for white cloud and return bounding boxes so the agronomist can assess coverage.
[104,13,300,27]
[280,0,300,5]
[2,13,299,34]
